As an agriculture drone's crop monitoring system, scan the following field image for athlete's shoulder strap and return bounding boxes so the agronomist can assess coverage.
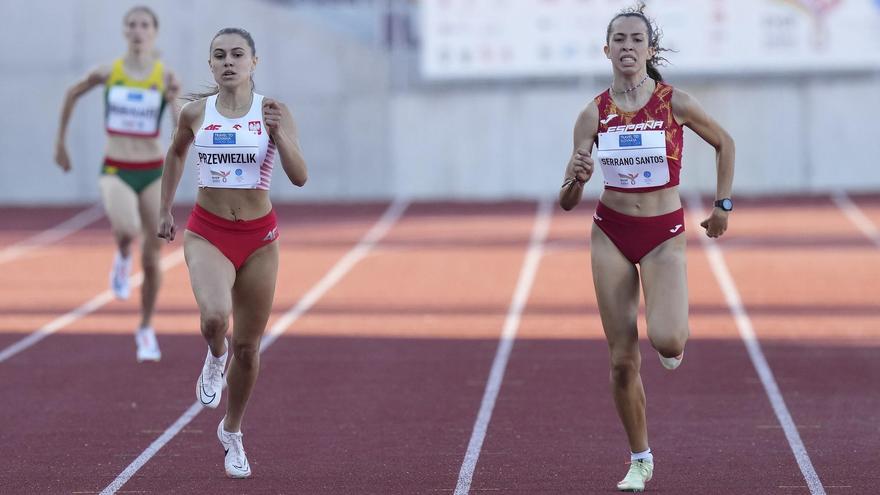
[107,58,125,85]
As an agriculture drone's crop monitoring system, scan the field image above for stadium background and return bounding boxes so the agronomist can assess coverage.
[2,0,879,205]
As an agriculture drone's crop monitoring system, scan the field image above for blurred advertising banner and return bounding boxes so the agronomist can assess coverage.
[420,0,880,79]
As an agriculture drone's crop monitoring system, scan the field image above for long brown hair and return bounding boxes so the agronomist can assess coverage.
[605,2,672,82]
[185,28,257,101]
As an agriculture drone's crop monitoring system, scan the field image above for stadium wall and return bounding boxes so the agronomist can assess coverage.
[1,0,877,205]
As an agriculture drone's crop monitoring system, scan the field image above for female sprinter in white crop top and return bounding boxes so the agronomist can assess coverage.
[157,27,307,479]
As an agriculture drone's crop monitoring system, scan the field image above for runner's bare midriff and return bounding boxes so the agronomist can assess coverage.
[600,186,682,217]
[196,188,271,221]
[105,134,164,163]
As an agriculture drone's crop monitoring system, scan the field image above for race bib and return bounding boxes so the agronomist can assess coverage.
[106,86,162,136]
[196,132,261,189]
[596,130,669,188]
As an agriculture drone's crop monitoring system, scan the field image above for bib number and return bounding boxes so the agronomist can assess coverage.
[106,87,162,136]
[597,130,669,188]
[197,145,261,189]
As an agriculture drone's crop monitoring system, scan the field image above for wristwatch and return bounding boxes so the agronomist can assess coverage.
[714,198,733,212]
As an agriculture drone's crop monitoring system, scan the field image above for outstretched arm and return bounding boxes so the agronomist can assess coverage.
[157,100,200,242]
[263,98,308,187]
[672,89,735,238]
[55,66,109,172]
[559,101,599,211]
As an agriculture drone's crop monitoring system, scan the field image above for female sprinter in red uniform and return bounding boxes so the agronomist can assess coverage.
[559,4,735,492]
[55,6,181,362]
[157,28,307,478]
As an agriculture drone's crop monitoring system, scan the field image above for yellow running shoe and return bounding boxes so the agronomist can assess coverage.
[659,350,684,370]
[617,459,653,492]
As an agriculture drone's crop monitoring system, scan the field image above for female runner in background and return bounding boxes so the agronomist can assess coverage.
[55,5,181,362]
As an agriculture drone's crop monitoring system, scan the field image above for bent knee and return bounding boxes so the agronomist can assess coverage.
[231,340,260,366]
[141,251,161,272]
[609,353,641,385]
[649,331,688,358]
[114,229,138,245]
[200,311,229,336]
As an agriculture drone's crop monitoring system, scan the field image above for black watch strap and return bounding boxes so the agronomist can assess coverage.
[714,198,733,212]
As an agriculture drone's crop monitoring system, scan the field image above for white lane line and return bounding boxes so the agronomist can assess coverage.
[453,199,552,495]
[831,191,880,248]
[0,249,185,364]
[0,204,105,265]
[99,199,409,495]
[687,195,826,495]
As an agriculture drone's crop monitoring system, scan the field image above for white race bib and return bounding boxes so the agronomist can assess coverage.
[106,86,162,136]
[596,130,669,188]
[196,132,261,189]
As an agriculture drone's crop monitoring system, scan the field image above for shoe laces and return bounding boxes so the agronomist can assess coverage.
[113,255,131,280]
[137,327,156,345]
[112,267,126,288]
[622,459,651,480]
[225,430,247,466]
[206,355,225,386]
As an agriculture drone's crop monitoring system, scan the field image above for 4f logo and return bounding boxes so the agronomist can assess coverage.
[262,227,279,242]
[204,124,222,131]
[619,173,639,185]
[248,120,262,135]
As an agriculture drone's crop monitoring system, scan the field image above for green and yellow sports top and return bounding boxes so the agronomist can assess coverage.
[104,58,166,138]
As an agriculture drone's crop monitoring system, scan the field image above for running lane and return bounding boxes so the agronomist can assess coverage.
[106,202,541,493]
[0,205,102,250]
[0,210,115,350]
[468,200,811,494]
[719,196,880,493]
[0,204,389,494]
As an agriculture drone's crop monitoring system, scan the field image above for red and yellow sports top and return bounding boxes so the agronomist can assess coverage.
[593,81,683,192]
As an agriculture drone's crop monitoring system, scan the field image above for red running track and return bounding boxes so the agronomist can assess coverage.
[0,196,877,494]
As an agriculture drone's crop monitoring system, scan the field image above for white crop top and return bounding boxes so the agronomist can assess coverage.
[194,93,275,190]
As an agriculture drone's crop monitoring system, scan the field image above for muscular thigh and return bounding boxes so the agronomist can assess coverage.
[639,234,688,338]
[591,224,641,350]
[184,231,236,317]
[99,175,140,236]
[231,242,279,342]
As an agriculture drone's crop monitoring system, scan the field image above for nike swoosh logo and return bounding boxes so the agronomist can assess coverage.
[199,376,216,403]
[600,114,618,125]
[669,224,683,233]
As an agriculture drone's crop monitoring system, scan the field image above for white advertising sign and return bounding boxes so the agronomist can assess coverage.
[420,0,880,79]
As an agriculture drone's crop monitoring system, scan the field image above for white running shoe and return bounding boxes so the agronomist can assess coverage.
[218,419,251,478]
[196,339,228,408]
[135,326,161,362]
[617,458,653,492]
[110,251,132,300]
[659,350,684,370]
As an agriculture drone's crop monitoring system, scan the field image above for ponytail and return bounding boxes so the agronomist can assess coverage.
[646,62,663,82]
